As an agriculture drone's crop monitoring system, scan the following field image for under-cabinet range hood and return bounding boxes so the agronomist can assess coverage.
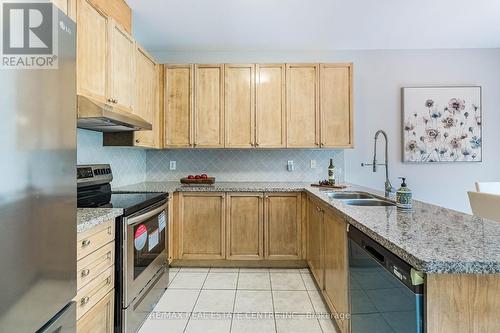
[77,95,152,132]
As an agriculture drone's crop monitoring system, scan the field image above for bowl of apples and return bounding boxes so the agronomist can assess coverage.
[180,173,215,185]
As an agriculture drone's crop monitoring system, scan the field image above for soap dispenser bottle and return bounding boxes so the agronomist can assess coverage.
[396,177,412,210]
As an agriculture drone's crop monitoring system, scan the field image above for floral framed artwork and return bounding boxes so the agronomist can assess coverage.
[402,86,482,163]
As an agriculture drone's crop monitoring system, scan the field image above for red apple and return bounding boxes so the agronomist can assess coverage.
[187,175,195,179]
[200,174,208,179]
[194,175,201,179]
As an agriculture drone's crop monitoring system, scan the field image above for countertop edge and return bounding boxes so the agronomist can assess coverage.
[77,208,123,234]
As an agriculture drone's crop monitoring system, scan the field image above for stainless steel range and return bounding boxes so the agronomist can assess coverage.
[77,164,169,333]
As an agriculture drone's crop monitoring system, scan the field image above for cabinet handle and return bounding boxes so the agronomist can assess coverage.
[81,239,91,247]
[107,226,112,235]
[113,99,118,104]
[81,268,90,277]
[255,143,259,147]
[80,296,90,306]
[107,98,113,103]
[135,139,140,144]
[106,251,112,259]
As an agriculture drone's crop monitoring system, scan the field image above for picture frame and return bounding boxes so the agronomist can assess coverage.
[401,86,482,163]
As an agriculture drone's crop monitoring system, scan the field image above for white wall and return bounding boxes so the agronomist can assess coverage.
[153,49,500,212]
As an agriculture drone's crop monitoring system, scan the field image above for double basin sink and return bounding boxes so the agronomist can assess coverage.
[323,191,396,207]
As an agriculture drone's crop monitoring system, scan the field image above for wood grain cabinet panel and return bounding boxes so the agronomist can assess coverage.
[323,209,349,333]
[77,290,114,333]
[133,46,160,148]
[264,193,302,260]
[165,65,194,147]
[194,64,224,147]
[179,193,226,259]
[307,197,324,288]
[256,64,286,148]
[76,0,108,103]
[108,20,135,112]
[286,64,320,148]
[226,193,264,260]
[224,64,255,148]
[320,63,353,148]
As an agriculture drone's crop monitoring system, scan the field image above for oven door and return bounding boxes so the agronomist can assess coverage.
[123,200,168,307]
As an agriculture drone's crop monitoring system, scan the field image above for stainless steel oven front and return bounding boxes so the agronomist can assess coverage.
[122,199,168,316]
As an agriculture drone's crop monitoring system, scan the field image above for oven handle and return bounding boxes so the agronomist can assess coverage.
[126,202,168,226]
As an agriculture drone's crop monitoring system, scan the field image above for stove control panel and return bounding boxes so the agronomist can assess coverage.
[77,164,113,187]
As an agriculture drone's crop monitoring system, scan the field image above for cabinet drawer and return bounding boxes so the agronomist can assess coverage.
[77,220,115,261]
[77,242,115,290]
[77,289,114,333]
[75,265,114,320]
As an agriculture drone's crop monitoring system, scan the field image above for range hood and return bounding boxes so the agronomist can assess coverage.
[77,95,152,132]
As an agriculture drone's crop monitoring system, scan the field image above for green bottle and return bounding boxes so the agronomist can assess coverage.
[396,177,412,210]
[328,159,335,185]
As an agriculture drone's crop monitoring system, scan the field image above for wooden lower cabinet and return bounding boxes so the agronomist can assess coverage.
[76,221,115,333]
[179,192,226,259]
[264,193,302,260]
[307,197,324,288]
[173,192,302,262]
[323,208,349,333]
[226,193,264,260]
[77,290,114,333]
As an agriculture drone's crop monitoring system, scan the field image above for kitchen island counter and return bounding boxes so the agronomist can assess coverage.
[116,181,500,274]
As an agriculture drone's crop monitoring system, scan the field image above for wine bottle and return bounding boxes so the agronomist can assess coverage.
[328,159,335,185]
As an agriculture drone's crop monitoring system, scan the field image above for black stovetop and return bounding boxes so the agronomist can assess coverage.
[77,184,167,216]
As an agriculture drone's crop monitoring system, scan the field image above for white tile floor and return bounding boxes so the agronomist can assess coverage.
[138,267,341,333]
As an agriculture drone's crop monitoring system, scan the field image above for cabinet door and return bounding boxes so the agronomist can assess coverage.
[77,290,114,333]
[179,193,225,259]
[165,65,194,148]
[226,193,263,260]
[133,46,160,148]
[108,20,135,112]
[224,64,255,148]
[194,64,224,147]
[256,64,286,148]
[323,209,349,333]
[76,0,108,103]
[307,197,324,288]
[286,64,319,148]
[320,64,353,148]
[264,193,302,260]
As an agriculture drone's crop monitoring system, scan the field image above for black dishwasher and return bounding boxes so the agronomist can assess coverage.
[348,226,424,333]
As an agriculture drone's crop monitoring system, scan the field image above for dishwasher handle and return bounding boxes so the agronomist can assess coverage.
[363,244,385,265]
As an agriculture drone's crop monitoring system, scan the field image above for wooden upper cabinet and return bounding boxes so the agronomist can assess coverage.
[164,65,194,148]
[88,0,131,34]
[286,64,320,148]
[323,208,349,333]
[133,47,160,148]
[194,64,224,148]
[108,20,135,112]
[224,64,255,148]
[256,64,286,148]
[76,0,108,103]
[179,193,225,259]
[226,193,263,260]
[320,63,353,148]
[307,197,324,288]
[264,193,302,260]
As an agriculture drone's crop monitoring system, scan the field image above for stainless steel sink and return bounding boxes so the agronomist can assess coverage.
[343,199,396,207]
[325,192,373,200]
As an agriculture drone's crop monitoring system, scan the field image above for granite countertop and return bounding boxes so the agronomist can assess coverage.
[115,181,500,274]
[77,208,123,233]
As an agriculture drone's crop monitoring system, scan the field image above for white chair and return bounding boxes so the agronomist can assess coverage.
[468,191,500,222]
[475,182,500,195]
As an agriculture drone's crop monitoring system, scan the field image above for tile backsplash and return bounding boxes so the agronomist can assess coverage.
[146,149,345,182]
[78,129,345,185]
[77,129,146,187]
